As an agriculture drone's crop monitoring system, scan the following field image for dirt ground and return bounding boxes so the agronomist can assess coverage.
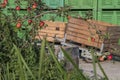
[79,59,120,80]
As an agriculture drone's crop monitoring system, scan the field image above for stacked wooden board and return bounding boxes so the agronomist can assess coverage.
[66,18,120,51]
[35,21,66,42]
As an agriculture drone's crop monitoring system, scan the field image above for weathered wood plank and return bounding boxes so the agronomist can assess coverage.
[35,36,55,42]
[66,26,98,37]
[67,23,96,33]
[66,31,103,43]
[45,26,65,31]
[38,32,64,38]
[44,21,66,28]
[66,18,120,49]
[66,35,104,48]
[38,30,65,35]
[68,18,120,31]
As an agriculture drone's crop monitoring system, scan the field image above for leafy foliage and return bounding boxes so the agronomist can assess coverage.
[0,0,109,80]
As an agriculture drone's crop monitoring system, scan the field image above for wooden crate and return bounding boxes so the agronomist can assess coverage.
[66,18,120,50]
[35,21,66,42]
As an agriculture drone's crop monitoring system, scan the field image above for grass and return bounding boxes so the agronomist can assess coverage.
[0,39,109,80]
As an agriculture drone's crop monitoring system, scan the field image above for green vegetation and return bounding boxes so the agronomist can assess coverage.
[0,0,108,80]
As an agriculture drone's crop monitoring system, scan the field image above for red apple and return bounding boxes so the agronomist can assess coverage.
[28,19,32,24]
[32,3,37,9]
[91,37,95,42]
[39,21,45,27]
[1,3,6,8]
[107,54,113,60]
[4,0,8,4]
[99,55,106,62]
[16,22,21,28]
[99,56,104,62]
[27,7,31,11]
[16,6,20,10]
[67,15,71,20]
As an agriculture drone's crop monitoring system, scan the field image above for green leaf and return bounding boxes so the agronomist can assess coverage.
[6,63,10,80]
[27,25,33,32]
[13,44,36,80]
[13,27,19,32]
[1,21,6,26]
[38,38,46,80]
[13,44,25,80]
[91,49,109,80]
[90,49,98,80]
[97,61,109,80]
[17,30,26,39]
[46,41,65,74]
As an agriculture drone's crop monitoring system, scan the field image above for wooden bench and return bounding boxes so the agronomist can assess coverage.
[35,21,66,42]
[65,18,120,52]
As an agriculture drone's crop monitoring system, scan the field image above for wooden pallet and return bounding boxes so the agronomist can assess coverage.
[35,21,66,42]
[66,18,120,50]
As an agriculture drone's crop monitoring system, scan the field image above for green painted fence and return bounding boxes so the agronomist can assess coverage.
[7,0,28,9]
[98,0,120,9]
[43,0,64,9]
[41,11,64,21]
[64,10,96,22]
[65,0,97,9]
[1,0,120,25]
[97,10,120,25]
